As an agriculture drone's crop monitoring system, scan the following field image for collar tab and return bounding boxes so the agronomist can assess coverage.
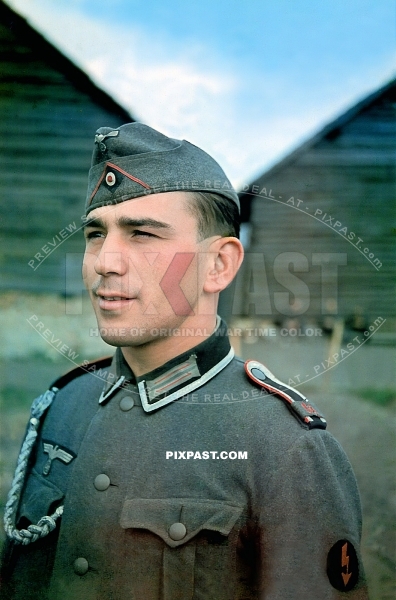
[99,375,126,405]
[139,347,234,412]
[141,354,200,404]
[100,318,233,412]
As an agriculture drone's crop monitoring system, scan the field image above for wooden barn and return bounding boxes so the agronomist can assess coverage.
[0,0,134,294]
[234,78,396,328]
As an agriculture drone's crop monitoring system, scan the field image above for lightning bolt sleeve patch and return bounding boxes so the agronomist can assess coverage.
[327,539,359,592]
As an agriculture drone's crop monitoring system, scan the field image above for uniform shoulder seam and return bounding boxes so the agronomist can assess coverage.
[50,356,113,390]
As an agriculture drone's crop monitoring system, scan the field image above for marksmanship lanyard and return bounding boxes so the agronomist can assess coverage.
[3,389,64,545]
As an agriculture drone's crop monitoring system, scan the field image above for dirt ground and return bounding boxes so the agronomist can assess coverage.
[309,391,395,600]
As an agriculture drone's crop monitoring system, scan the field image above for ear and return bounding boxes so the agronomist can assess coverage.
[203,237,244,294]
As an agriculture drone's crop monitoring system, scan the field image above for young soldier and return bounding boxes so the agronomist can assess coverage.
[2,123,368,599]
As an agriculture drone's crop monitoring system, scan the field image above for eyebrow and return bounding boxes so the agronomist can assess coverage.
[83,215,175,232]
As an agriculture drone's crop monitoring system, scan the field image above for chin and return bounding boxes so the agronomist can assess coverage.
[99,333,145,347]
[98,323,159,347]
[99,335,125,347]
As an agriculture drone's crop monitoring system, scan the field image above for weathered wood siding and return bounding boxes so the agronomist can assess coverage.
[235,80,396,324]
[0,1,133,294]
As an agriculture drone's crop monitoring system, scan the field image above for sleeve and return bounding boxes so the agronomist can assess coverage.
[257,430,369,600]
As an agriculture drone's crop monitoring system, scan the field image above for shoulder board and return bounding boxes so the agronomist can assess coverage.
[244,360,327,430]
[50,356,113,391]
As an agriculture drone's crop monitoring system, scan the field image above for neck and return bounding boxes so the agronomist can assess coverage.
[121,314,218,377]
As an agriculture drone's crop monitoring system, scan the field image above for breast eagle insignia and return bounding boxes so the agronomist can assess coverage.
[42,441,75,476]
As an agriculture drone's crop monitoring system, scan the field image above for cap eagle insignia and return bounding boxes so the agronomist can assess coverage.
[94,130,119,151]
[42,441,75,476]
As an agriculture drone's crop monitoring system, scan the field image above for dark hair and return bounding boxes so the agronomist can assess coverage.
[185,191,240,241]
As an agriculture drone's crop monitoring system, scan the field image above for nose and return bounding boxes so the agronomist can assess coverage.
[94,235,128,277]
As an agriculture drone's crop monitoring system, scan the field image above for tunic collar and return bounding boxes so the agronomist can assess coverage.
[99,317,234,412]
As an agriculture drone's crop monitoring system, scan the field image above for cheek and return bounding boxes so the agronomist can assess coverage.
[161,252,197,286]
[170,254,200,312]
[82,251,97,284]
[137,251,186,284]
[143,252,197,316]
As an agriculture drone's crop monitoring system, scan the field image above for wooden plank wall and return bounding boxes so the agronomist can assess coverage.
[0,2,133,294]
[235,83,396,323]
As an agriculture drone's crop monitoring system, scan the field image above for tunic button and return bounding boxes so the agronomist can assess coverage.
[119,396,135,411]
[168,522,187,541]
[94,474,110,491]
[73,557,89,576]
[251,367,266,381]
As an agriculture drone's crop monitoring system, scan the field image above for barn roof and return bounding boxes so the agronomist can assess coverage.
[233,77,396,322]
[0,0,135,294]
[240,77,396,196]
[0,0,132,123]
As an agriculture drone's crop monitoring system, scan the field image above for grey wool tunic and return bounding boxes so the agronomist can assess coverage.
[1,321,368,599]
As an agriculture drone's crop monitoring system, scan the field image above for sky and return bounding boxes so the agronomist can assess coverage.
[5,0,395,188]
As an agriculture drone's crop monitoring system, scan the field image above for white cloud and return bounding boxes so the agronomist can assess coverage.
[5,0,244,181]
[4,0,395,188]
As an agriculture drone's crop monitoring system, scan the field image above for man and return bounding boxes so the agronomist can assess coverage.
[1,123,368,599]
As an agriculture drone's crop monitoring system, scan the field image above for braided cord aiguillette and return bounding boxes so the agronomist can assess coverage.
[3,388,64,545]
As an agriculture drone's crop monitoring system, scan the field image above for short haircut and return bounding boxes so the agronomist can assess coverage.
[184,191,240,241]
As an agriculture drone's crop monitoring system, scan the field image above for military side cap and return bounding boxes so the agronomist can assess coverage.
[85,122,240,215]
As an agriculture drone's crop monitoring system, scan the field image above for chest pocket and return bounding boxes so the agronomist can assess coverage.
[120,498,244,600]
[120,497,243,547]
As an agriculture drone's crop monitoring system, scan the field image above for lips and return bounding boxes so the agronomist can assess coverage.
[100,296,131,301]
[95,290,136,311]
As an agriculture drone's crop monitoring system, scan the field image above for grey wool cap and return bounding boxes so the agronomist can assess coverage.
[85,122,240,215]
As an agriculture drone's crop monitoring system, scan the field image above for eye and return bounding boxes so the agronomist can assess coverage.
[85,230,105,240]
[132,230,157,238]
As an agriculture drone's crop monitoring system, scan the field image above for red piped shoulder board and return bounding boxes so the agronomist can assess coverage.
[244,360,327,430]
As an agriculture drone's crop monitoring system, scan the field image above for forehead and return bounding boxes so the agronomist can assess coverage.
[87,191,193,223]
